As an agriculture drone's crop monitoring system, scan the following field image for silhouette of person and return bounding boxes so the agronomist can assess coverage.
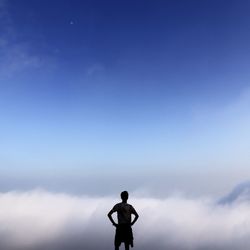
[108,191,139,250]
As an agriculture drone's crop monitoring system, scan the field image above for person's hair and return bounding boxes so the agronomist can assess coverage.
[120,191,129,201]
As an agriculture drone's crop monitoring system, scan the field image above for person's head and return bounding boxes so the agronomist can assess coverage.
[120,191,129,202]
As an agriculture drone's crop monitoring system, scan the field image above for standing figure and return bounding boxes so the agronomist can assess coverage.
[108,191,139,250]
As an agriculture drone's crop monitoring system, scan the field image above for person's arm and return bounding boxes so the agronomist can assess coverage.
[131,206,139,226]
[107,207,118,227]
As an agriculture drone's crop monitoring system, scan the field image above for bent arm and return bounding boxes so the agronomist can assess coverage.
[107,209,117,226]
[131,210,139,226]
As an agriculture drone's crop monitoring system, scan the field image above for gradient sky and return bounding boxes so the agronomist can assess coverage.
[1,0,250,195]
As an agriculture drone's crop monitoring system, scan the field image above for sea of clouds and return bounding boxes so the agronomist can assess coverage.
[0,189,250,250]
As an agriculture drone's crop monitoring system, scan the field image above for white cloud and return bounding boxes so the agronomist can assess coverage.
[178,87,250,174]
[86,63,105,76]
[0,43,42,76]
[0,0,7,12]
[0,1,43,78]
[0,189,250,250]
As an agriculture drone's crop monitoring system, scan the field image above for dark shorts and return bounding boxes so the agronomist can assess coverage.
[115,224,134,247]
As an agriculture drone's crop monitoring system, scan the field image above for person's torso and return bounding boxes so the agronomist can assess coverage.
[116,202,133,225]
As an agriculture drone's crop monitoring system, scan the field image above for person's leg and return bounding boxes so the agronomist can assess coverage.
[125,242,130,250]
[115,228,120,250]
[115,241,120,250]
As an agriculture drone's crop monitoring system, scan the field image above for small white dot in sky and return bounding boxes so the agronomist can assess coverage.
[70,20,74,25]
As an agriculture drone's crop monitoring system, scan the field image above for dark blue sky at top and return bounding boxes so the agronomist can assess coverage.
[8,0,250,99]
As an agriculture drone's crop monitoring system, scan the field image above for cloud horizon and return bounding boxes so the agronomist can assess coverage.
[0,189,250,250]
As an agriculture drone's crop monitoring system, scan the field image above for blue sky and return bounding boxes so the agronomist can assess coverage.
[1,0,250,195]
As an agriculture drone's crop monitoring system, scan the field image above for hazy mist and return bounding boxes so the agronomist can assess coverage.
[0,189,250,250]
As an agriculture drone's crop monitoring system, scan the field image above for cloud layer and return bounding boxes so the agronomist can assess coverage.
[0,189,250,250]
